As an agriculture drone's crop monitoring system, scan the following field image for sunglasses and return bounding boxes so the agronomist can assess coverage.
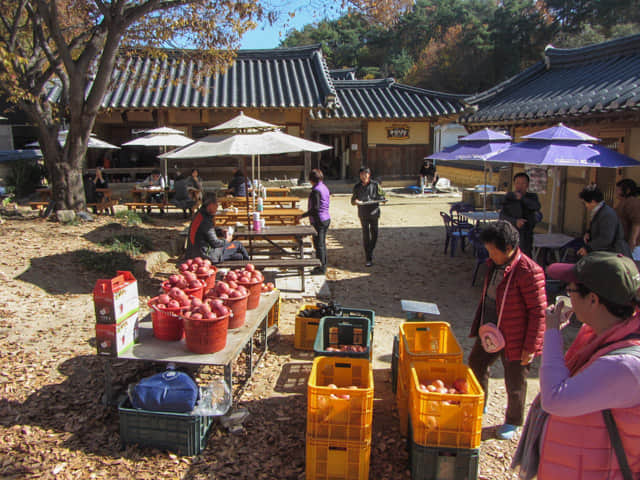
[565,287,581,295]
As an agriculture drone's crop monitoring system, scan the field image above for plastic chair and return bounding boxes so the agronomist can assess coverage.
[469,227,489,286]
[434,177,454,192]
[440,211,470,257]
[449,202,475,229]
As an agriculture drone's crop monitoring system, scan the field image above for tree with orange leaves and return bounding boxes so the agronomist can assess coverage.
[0,0,408,212]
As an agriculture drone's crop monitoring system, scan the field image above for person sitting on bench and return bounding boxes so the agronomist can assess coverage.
[138,169,165,213]
[172,172,195,218]
[215,226,250,261]
[185,194,226,263]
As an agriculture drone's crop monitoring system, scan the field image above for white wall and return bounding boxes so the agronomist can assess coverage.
[0,125,14,150]
[433,123,468,152]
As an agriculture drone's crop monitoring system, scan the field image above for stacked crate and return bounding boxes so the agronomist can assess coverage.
[396,321,484,480]
[306,309,375,480]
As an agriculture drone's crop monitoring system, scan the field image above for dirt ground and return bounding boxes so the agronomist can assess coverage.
[0,192,553,479]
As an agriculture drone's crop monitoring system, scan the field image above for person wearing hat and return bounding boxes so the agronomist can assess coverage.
[468,220,547,440]
[351,166,386,267]
[185,193,226,263]
[513,252,640,479]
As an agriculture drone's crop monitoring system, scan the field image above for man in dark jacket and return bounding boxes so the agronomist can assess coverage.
[500,172,541,257]
[577,184,631,257]
[351,166,386,267]
[185,194,226,263]
[468,220,546,441]
[226,167,251,197]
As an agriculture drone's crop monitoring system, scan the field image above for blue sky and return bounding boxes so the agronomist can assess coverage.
[239,2,344,50]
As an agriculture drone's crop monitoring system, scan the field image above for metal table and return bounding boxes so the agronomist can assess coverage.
[533,233,575,266]
[461,211,501,223]
[106,291,280,402]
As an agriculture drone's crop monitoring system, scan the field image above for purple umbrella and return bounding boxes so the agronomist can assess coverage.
[427,128,512,211]
[487,123,640,231]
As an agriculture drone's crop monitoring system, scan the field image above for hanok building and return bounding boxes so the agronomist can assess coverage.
[458,34,640,235]
[89,44,465,184]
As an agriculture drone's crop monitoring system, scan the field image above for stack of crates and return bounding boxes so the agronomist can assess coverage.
[305,306,375,480]
[306,356,374,480]
[295,304,375,351]
[396,321,484,480]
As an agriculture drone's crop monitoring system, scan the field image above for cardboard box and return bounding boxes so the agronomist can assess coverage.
[93,271,139,324]
[96,311,139,356]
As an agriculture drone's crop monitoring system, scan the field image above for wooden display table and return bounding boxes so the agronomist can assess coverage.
[104,291,280,402]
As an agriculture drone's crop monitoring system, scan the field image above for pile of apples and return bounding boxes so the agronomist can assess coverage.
[181,296,230,321]
[153,288,190,310]
[178,257,216,277]
[205,280,248,300]
[418,378,469,395]
[163,271,205,292]
[224,264,263,285]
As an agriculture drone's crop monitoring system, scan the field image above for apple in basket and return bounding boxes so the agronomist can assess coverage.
[214,281,231,296]
[158,294,171,305]
[245,263,255,272]
[225,270,238,282]
[168,300,181,309]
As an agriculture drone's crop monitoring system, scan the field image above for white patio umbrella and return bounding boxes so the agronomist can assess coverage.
[122,126,193,183]
[160,111,331,186]
[26,130,120,150]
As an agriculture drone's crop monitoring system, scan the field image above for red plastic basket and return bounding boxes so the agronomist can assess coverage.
[162,280,205,300]
[182,312,230,354]
[236,279,262,310]
[207,292,249,329]
[148,297,184,341]
[197,269,217,295]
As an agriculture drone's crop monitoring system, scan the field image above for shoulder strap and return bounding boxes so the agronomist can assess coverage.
[599,333,640,356]
[496,253,521,328]
[602,409,634,480]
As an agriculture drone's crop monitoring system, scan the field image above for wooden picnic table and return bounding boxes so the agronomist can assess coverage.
[233,224,315,258]
[89,188,118,215]
[220,195,300,209]
[216,207,304,226]
[35,187,51,202]
[131,187,174,203]
[264,187,291,197]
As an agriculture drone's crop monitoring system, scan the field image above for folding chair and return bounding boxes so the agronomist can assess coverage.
[440,211,470,257]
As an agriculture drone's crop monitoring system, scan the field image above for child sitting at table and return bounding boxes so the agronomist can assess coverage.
[215,226,250,261]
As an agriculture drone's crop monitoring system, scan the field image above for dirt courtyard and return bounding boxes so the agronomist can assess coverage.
[0,192,554,479]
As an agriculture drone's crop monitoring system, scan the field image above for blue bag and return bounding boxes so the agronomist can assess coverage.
[129,370,198,413]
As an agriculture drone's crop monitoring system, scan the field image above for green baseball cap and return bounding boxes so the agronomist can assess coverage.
[546,252,640,305]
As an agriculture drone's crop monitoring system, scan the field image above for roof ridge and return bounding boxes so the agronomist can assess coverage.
[545,34,640,67]
[333,78,468,99]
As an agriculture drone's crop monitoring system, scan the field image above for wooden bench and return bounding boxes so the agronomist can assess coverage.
[28,201,49,211]
[216,257,322,292]
[124,202,182,213]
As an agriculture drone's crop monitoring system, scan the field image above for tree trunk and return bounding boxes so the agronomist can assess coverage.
[46,149,86,212]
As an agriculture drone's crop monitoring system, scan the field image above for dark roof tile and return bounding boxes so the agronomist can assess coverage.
[463,34,640,124]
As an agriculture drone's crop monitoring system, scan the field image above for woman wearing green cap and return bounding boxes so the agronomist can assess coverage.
[513,252,640,479]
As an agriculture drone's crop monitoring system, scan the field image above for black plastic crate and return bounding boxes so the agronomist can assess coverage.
[119,398,214,456]
[410,439,479,480]
[391,334,399,394]
[313,316,371,359]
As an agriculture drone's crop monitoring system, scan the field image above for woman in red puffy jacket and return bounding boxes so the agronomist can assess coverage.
[468,220,547,440]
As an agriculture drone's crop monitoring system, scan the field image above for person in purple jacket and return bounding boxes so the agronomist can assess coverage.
[302,168,331,274]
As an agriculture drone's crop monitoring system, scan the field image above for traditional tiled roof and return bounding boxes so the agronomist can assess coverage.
[462,34,640,125]
[330,68,357,80]
[314,78,466,119]
[82,45,338,110]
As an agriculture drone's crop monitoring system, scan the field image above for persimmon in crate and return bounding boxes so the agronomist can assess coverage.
[307,357,373,442]
[399,322,463,378]
[408,362,483,449]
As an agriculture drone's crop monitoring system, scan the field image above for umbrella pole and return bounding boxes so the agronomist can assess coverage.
[483,164,487,217]
[251,155,256,210]
[548,167,558,233]
[244,157,253,259]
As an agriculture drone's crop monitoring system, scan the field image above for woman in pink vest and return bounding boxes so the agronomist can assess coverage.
[513,252,640,479]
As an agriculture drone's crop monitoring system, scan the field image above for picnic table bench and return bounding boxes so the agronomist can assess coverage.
[124,202,184,213]
[216,208,304,226]
[217,257,321,291]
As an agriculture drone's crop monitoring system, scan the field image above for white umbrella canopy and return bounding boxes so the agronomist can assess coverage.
[26,130,120,150]
[122,126,194,182]
[160,112,331,184]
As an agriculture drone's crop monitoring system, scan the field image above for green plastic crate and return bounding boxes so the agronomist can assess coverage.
[410,440,479,480]
[119,398,213,456]
[313,316,371,359]
[340,307,375,339]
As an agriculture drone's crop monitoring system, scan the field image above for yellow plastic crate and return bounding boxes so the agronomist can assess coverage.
[396,371,409,438]
[306,436,371,480]
[399,322,463,378]
[409,362,484,449]
[267,293,280,328]
[307,356,373,443]
[295,304,322,350]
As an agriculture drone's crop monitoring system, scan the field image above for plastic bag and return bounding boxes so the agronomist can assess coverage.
[129,369,198,413]
[192,378,231,416]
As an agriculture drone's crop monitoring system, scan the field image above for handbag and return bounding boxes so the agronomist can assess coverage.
[478,254,520,353]
[129,369,198,413]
